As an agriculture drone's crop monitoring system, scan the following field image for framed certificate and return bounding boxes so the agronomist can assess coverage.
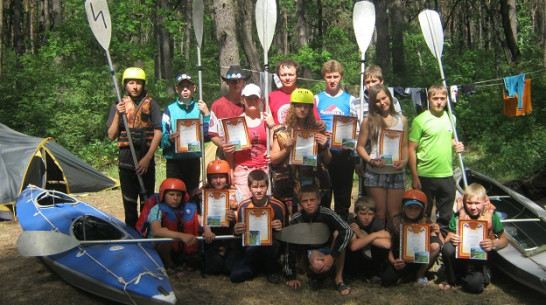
[379,129,403,165]
[202,189,230,227]
[222,116,250,151]
[290,129,318,166]
[331,115,358,149]
[400,223,430,264]
[243,207,272,246]
[176,119,201,153]
[457,220,488,260]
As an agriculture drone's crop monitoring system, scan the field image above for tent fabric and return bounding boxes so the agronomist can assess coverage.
[0,123,116,204]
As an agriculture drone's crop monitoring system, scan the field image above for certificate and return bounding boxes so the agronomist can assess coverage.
[222,116,250,151]
[331,115,357,149]
[243,207,272,246]
[457,220,488,260]
[176,119,201,153]
[400,224,430,264]
[290,130,318,166]
[203,189,230,227]
[379,130,403,165]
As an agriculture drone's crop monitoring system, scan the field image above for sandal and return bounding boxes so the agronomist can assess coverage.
[335,281,351,295]
[417,277,428,285]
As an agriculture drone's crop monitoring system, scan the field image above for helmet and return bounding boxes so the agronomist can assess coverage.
[402,189,427,210]
[159,178,187,202]
[206,160,231,184]
[122,67,146,84]
[290,88,314,104]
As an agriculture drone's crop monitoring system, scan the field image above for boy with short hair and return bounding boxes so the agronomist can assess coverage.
[439,183,508,292]
[230,170,285,284]
[345,197,391,280]
[284,185,353,295]
[382,189,442,286]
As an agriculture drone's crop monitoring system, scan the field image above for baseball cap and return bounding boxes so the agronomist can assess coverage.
[242,84,262,98]
[175,74,193,86]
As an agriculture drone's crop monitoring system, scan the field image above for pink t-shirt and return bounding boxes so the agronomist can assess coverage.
[209,96,244,137]
[268,89,321,125]
[234,119,268,167]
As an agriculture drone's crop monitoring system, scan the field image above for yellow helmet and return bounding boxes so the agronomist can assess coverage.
[122,67,146,84]
[290,88,314,104]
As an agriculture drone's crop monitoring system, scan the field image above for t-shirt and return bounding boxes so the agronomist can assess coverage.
[237,196,286,227]
[366,114,405,174]
[269,89,321,125]
[448,212,504,235]
[350,216,384,234]
[315,90,356,132]
[409,111,455,178]
[233,119,268,167]
[208,96,244,138]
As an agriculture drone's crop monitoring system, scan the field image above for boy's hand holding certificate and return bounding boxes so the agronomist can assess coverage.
[222,116,250,151]
[331,115,357,150]
[290,129,318,166]
[176,119,201,153]
[202,190,230,227]
[400,224,430,264]
[243,207,272,246]
[457,220,488,260]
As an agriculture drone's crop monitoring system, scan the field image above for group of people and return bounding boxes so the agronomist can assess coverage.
[106,59,508,295]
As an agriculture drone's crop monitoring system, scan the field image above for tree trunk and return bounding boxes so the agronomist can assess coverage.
[13,0,24,55]
[296,0,311,78]
[0,0,3,77]
[500,0,520,62]
[391,0,405,78]
[375,0,390,72]
[184,0,191,62]
[213,0,240,89]
[51,0,62,28]
[158,0,173,94]
[238,0,260,84]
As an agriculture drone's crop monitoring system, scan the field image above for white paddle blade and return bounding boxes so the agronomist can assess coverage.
[418,9,444,59]
[192,0,204,48]
[85,0,112,51]
[255,0,277,52]
[353,1,376,53]
[17,231,79,257]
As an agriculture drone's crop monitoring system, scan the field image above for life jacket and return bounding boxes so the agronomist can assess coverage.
[136,193,200,254]
[455,195,497,240]
[118,94,155,149]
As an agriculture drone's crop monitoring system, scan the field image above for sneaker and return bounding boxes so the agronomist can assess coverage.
[267,273,280,284]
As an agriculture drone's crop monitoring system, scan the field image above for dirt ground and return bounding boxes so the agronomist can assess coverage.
[0,187,543,305]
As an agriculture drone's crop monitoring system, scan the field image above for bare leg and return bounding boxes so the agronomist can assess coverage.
[386,188,405,220]
[367,187,388,221]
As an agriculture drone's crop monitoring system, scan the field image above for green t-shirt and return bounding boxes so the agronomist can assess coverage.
[448,212,504,235]
[409,111,454,177]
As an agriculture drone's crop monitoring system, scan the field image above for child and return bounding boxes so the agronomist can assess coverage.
[345,197,391,280]
[230,170,286,283]
[161,73,210,193]
[196,160,238,275]
[284,185,353,295]
[382,189,442,286]
[409,84,464,233]
[439,183,508,292]
[107,67,162,228]
[146,178,198,275]
[270,88,331,217]
[356,84,408,222]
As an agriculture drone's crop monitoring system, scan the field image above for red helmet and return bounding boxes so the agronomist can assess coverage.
[206,160,231,184]
[402,189,427,210]
[159,178,187,202]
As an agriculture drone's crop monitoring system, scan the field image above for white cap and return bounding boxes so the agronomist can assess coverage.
[241,84,262,98]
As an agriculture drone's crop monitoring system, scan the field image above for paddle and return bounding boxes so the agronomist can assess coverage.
[85,0,147,200]
[418,9,468,188]
[273,223,330,245]
[352,1,376,197]
[192,0,207,186]
[255,0,277,195]
[17,230,238,257]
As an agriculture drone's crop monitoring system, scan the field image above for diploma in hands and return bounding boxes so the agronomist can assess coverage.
[243,207,272,246]
[379,130,403,165]
[331,115,357,150]
[457,220,488,260]
[290,129,318,166]
[202,190,230,227]
[222,116,250,151]
[400,224,430,264]
[176,119,201,153]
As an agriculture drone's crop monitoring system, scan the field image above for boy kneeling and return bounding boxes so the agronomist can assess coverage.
[284,185,353,295]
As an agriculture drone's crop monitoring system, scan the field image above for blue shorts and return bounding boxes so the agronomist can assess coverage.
[364,171,405,189]
[307,247,331,258]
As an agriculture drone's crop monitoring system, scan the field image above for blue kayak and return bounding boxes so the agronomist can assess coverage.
[16,185,177,305]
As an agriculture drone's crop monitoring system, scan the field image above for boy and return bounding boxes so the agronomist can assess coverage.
[230,170,285,283]
[107,67,162,228]
[409,84,464,233]
[382,189,442,286]
[161,73,210,193]
[284,185,353,295]
[146,178,198,275]
[439,183,508,292]
[315,59,357,220]
[345,197,391,280]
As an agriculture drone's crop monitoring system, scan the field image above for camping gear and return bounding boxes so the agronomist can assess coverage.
[454,169,546,295]
[16,185,176,305]
[0,123,116,205]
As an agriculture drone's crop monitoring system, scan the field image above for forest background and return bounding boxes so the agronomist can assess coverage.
[0,0,545,184]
